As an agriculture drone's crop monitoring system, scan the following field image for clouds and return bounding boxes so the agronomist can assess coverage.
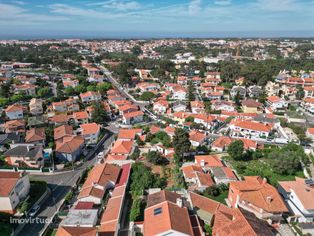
[188,0,202,15]
[0,0,313,37]
[214,0,232,6]
[91,0,142,11]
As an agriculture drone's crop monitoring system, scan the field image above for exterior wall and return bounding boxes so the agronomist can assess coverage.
[56,147,82,162]
[6,111,23,120]
[0,175,30,212]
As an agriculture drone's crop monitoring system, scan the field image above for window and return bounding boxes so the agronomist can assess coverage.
[154,207,162,215]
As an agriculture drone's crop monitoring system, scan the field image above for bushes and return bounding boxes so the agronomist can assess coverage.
[129,197,145,222]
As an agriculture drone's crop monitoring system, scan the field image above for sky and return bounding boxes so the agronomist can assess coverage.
[0,0,314,39]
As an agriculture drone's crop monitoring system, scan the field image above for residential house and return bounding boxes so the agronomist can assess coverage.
[5,105,24,120]
[172,101,187,112]
[25,128,45,146]
[110,140,134,159]
[79,123,101,145]
[182,165,214,192]
[229,119,273,139]
[136,82,160,92]
[77,163,121,204]
[73,111,89,125]
[80,91,101,103]
[230,86,246,98]
[29,98,43,115]
[195,155,224,172]
[247,85,263,98]
[52,101,67,113]
[211,100,236,112]
[172,86,187,100]
[306,128,314,140]
[190,101,205,114]
[4,119,25,133]
[211,100,235,112]
[4,145,44,168]
[14,84,36,96]
[49,114,70,126]
[265,81,281,96]
[189,130,207,147]
[122,110,144,125]
[211,166,237,184]
[54,126,73,144]
[143,190,194,236]
[241,99,263,113]
[0,172,30,214]
[117,129,142,141]
[304,86,314,98]
[153,100,169,114]
[55,136,85,162]
[188,192,278,236]
[0,133,23,151]
[278,177,314,223]
[228,176,288,222]
[266,96,288,112]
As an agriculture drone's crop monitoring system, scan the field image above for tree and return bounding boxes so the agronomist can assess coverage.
[97,82,112,94]
[185,116,195,123]
[130,197,144,221]
[146,151,164,165]
[130,146,140,160]
[37,87,51,98]
[130,163,166,197]
[228,140,244,161]
[139,91,156,101]
[204,224,212,235]
[74,84,87,94]
[173,128,191,162]
[0,97,9,106]
[87,85,97,91]
[131,45,143,56]
[91,102,108,123]
[270,143,308,175]
[64,86,76,96]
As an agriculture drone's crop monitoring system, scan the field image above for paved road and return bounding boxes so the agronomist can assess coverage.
[17,132,116,236]
[100,65,158,120]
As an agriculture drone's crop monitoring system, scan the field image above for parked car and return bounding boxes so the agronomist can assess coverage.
[28,205,40,217]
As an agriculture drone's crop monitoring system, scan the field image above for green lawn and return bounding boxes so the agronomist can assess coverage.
[204,190,228,204]
[226,157,304,186]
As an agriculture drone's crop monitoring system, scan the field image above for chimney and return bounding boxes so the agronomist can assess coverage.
[262,178,267,184]
[266,196,272,203]
[200,160,205,167]
[176,198,183,208]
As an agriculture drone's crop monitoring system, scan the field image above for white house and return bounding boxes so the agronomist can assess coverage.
[266,96,288,111]
[78,123,100,145]
[172,87,187,100]
[278,177,314,223]
[0,171,30,214]
[5,105,23,120]
[229,119,273,139]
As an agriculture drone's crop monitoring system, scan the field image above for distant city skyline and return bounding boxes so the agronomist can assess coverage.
[0,0,314,39]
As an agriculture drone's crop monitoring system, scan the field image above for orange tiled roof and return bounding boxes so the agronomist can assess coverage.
[195,155,224,168]
[80,123,100,135]
[111,140,134,155]
[25,128,45,143]
[230,176,288,213]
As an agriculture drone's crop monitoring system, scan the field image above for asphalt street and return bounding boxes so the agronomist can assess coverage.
[17,132,116,236]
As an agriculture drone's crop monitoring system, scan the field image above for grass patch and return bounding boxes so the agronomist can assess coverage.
[226,157,304,186]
